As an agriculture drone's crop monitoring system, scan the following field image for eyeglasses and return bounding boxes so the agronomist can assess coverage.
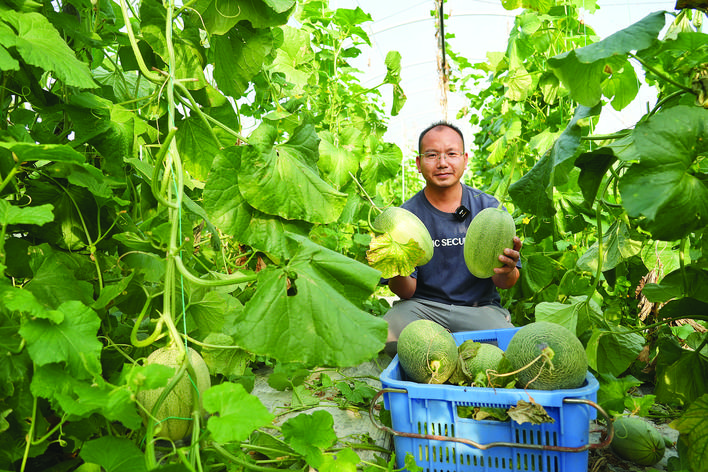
[420,151,463,162]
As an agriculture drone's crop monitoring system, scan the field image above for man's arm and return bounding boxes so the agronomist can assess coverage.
[492,236,522,290]
[388,275,417,299]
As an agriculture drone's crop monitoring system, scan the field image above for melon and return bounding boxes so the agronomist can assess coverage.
[463,207,516,279]
[137,346,211,441]
[610,416,666,466]
[449,341,506,386]
[503,321,587,390]
[397,320,458,384]
[373,207,434,266]
[466,342,505,380]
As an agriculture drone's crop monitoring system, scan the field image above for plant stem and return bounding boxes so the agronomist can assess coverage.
[679,236,688,294]
[629,52,695,94]
[19,395,38,472]
[649,89,687,116]
[150,128,180,209]
[211,443,299,471]
[130,292,166,348]
[172,255,258,287]
[581,130,631,141]
[585,173,616,307]
[51,178,104,289]
[174,83,227,148]
[0,164,20,195]
[118,0,164,83]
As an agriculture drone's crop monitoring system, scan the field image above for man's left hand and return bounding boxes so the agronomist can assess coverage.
[492,237,522,289]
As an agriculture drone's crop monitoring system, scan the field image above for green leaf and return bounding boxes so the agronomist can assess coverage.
[659,296,708,319]
[601,57,639,111]
[670,394,708,472]
[267,363,309,391]
[0,284,48,319]
[121,253,165,283]
[0,313,30,399]
[318,129,362,189]
[0,200,53,226]
[534,295,601,336]
[1,11,96,88]
[19,301,102,379]
[30,363,142,428]
[203,147,311,258]
[23,246,94,309]
[65,92,113,143]
[231,233,387,367]
[384,51,406,115]
[0,43,19,71]
[319,448,360,472]
[547,11,666,106]
[619,105,708,240]
[0,142,85,164]
[187,290,244,337]
[521,253,554,292]
[360,142,402,194]
[195,0,294,32]
[175,115,220,181]
[334,7,372,45]
[624,393,656,417]
[655,347,708,408]
[49,162,123,201]
[383,50,402,86]
[586,325,645,377]
[509,104,601,217]
[200,333,253,378]
[336,380,376,406]
[79,436,148,472]
[504,66,537,101]
[366,233,426,279]
[501,0,521,10]
[124,363,175,392]
[641,240,681,278]
[92,272,134,311]
[268,26,314,93]
[282,410,338,467]
[535,301,580,334]
[574,11,666,63]
[212,25,273,96]
[203,382,274,443]
[577,220,641,273]
[597,372,642,415]
[291,384,320,409]
[238,124,347,224]
[575,147,617,205]
[547,52,606,107]
[558,271,593,298]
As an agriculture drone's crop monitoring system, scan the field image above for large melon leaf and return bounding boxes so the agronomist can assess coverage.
[227,233,386,367]
[619,105,708,241]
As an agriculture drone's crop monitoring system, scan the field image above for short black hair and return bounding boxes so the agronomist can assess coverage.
[418,121,465,154]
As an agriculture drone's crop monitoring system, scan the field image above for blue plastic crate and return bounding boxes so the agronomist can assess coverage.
[379,327,601,472]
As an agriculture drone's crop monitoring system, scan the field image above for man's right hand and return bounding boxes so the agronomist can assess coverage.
[388,275,417,299]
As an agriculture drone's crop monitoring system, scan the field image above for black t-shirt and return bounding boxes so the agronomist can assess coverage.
[401,184,511,306]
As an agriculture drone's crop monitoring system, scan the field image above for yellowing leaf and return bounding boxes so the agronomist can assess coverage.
[366,233,426,279]
[507,400,555,425]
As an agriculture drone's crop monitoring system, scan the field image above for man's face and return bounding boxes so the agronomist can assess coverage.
[416,126,468,190]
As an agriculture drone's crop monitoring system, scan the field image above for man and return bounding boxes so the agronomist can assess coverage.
[384,121,522,356]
